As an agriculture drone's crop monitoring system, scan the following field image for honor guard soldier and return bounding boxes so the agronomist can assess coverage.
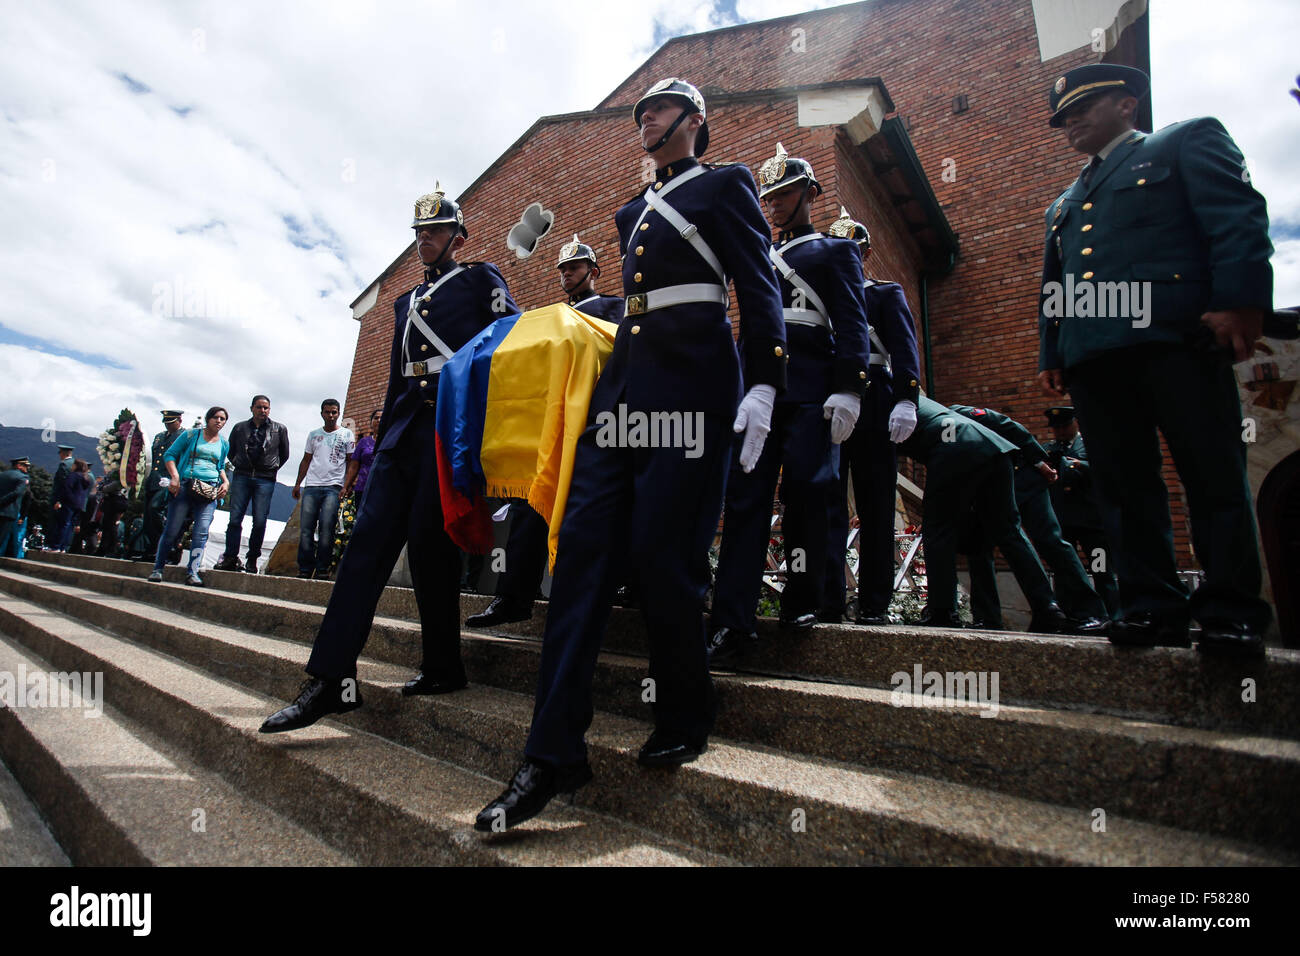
[900,397,1068,631]
[707,145,870,666]
[1037,65,1273,654]
[1045,406,1119,619]
[49,444,75,551]
[0,457,32,558]
[950,405,1108,633]
[136,411,184,560]
[819,208,922,625]
[476,77,786,831]
[466,234,624,630]
[261,186,519,732]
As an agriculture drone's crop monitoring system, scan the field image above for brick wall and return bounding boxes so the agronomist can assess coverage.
[343,0,1197,567]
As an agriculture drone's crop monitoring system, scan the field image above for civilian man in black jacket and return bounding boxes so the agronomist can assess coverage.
[215,395,290,573]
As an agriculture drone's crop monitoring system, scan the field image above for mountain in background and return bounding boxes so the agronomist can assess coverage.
[0,422,296,521]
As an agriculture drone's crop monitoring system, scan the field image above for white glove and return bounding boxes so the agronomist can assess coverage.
[732,384,776,473]
[822,392,861,444]
[888,400,918,443]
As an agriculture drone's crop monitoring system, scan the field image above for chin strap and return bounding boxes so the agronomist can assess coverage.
[565,264,596,301]
[643,107,692,154]
[422,231,457,278]
[775,184,815,231]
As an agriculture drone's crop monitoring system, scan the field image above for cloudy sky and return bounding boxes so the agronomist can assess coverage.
[1,0,1296,471]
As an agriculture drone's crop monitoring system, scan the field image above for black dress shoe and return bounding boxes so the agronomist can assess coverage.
[637,731,706,767]
[778,611,817,632]
[259,677,362,733]
[475,758,593,832]
[816,609,843,624]
[1065,616,1109,636]
[213,554,242,572]
[1197,619,1265,658]
[918,608,962,628]
[465,595,533,628]
[1108,611,1191,648]
[1027,604,1069,634]
[855,611,890,626]
[706,626,756,668]
[969,619,1004,631]
[401,672,468,696]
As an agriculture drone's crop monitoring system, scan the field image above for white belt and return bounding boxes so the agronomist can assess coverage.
[782,307,828,329]
[403,356,447,377]
[625,283,727,317]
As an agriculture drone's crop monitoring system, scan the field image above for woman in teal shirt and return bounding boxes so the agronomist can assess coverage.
[149,407,230,585]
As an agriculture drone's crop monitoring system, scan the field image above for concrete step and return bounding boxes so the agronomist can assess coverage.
[10,553,1300,742]
[0,593,730,867]
[0,754,70,866]
[0,572,1288,865]
[0,633,355,865]
[3,566,1297,850]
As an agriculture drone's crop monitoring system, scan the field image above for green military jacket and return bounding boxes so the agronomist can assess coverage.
[0,467,30,520]
[1039,117,1273,371]
[950,405,1052,499]
[898,396,1016,492]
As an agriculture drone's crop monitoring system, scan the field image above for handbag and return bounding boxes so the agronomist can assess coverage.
[178,428,223,502]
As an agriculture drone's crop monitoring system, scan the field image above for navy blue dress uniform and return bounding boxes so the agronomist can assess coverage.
[1045,406,1120,618]
[950,405,1107,632]
[477,78,786,831]
[138,412,184,560]
[49,446,75,551]
[899,397,1066,630]
[710,147,869,661]
[1038,64,1273,653]
[261,187,518,732]
[0,458,32,558]
[819,207,923,624]
[467,235,624,630]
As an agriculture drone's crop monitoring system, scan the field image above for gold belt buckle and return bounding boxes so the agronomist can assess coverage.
[626,293,647,315]
[410,360,427,375]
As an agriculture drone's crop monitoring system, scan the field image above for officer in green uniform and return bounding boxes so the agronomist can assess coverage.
[0,457,31,558]
[1044,406,1120,619]
[1037,64,1273,655]
[899,397,1067,631]
[951,405,1108,633]
[136,410,185,561]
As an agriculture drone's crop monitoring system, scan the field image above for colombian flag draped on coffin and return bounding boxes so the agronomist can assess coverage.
[435,303,619,565]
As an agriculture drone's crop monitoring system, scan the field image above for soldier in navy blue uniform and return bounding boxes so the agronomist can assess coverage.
[49,444,75,551]
[261,186,518,732]
[477,78,786,831]
[1045,406,1120,619]
[950,404,1108,633]
[707,146,870,666]
[819,208,922,625]
[1037,65,1273,654]
[467,234,623,630]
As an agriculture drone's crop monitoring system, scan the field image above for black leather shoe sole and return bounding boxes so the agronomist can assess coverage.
[1108,620,1191,649]
[637,741,707,768]
[402,676,468,696]
[1197,627,1265,659]
[778,613,817,632]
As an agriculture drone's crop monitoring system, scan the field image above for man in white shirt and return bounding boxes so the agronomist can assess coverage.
[292,399,355,580]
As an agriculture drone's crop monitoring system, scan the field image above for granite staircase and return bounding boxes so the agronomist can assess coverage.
[1,550,1297,867]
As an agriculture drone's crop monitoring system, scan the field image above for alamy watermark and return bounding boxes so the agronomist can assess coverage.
[1041,274,1151,328]
[594,404,705,459]
[0,666,104,718]
[890,663,1000,718]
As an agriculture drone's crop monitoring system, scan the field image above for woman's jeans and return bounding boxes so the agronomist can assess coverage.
[153,489,217,575]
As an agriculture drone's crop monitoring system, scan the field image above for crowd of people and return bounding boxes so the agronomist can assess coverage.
[11,62,1277,835]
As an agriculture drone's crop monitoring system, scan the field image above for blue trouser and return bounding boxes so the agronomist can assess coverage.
[495,502,549,601]
[824,416,898,618]
[713,402,838,633]
[305,410,463,681]
[1067,345,1270,631]
[0,518,20,558]
[525,411,732,768]
[222,473,276,564]
[153,490,217,575]
[55,507,79,551]
[298,485,341,575]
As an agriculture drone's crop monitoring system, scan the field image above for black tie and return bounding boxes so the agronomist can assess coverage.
[1080,156,1101,188]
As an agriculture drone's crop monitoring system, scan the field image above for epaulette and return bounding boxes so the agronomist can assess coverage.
[702,161,739,169]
